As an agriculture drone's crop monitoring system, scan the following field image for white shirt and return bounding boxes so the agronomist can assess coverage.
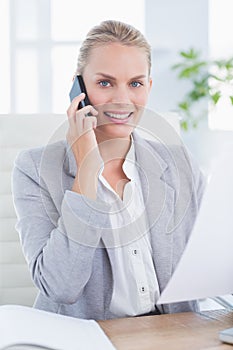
[98,138,160,317]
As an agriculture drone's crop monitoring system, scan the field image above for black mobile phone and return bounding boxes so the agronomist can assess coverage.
[69,75,91,109]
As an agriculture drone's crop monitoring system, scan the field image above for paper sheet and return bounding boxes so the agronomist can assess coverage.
[158,147,233,304]
[0,305,115,350]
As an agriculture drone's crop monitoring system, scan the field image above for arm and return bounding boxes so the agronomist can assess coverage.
[66,92,102,200]
[12,149,110,304]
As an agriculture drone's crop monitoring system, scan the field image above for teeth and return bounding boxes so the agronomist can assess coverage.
[105,112,131,120]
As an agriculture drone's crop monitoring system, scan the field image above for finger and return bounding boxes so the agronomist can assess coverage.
[81,105,98,117]
[83,116,97,131]
[76,110,85,134]
[67,92,86,117]
[67,111,76,131]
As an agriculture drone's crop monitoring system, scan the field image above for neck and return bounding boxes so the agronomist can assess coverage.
[95,130,132,164]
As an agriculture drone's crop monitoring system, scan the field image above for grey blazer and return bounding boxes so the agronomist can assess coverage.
[12,131,205,320]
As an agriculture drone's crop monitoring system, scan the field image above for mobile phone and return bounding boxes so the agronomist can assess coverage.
[69,75,91,109]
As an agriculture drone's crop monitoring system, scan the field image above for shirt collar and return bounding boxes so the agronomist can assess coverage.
[64,131,168,178]
[122,135,137,181]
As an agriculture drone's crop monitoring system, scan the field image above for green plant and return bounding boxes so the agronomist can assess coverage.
[172,48,233,131]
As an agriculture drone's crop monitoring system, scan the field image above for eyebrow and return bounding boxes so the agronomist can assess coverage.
[95,73,147,80]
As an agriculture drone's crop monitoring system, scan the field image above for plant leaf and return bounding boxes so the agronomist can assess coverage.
[230,96,233,105]
[180,48,199,60]
[225,57,233,70]
[178,101,189,111]
[211,92,221,104]
[178,62,207,79]
[180,120,188,131]
[214,59,227,68]
[188,86,209,101]
[209,74,225,82]
[171,63,185,70]
[192,121,198,129]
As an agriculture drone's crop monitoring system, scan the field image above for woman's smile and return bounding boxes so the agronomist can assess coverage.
[103,111,134,124]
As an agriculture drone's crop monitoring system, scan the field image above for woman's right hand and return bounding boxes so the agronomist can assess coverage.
[66,93,103,199]
[66,93,100,167]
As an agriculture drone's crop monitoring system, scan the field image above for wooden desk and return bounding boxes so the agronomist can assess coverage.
[99,310,233,349]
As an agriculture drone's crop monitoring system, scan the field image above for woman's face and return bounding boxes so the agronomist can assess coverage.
[82,43,152,140]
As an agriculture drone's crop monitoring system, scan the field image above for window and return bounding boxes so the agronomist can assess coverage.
[1,0,145,114]
[0,0,10,114]
[209,0,233,130]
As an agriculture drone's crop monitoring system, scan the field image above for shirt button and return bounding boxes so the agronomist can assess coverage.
[140,286,146,293]
[132,249,138,255]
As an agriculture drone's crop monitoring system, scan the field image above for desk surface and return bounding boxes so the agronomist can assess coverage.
[99,310,233,350]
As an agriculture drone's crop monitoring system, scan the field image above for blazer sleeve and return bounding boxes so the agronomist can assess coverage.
[12,149,110,304]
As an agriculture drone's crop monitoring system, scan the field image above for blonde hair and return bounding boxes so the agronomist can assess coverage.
[75,20,151,76]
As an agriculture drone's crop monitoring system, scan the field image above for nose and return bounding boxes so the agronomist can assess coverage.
[110,85,132,106]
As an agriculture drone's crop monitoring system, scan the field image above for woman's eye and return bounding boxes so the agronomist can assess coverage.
[130,81,142,88]
[99,80,110,87]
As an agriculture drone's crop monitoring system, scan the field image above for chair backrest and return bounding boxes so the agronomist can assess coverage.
[136,111,180,141]
[0,114,66,306]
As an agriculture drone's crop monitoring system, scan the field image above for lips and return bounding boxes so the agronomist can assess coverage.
[104,111,133,124]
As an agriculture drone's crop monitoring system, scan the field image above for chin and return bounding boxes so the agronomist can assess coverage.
[96,124,134,139]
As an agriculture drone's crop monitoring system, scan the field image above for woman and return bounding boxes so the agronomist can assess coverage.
[12,20,205,320]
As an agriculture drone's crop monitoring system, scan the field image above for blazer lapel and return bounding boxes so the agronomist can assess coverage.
[64,141,77,177]
[133,132,175,298]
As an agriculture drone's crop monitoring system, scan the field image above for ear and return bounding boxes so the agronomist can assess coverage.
[148,77,152,92]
